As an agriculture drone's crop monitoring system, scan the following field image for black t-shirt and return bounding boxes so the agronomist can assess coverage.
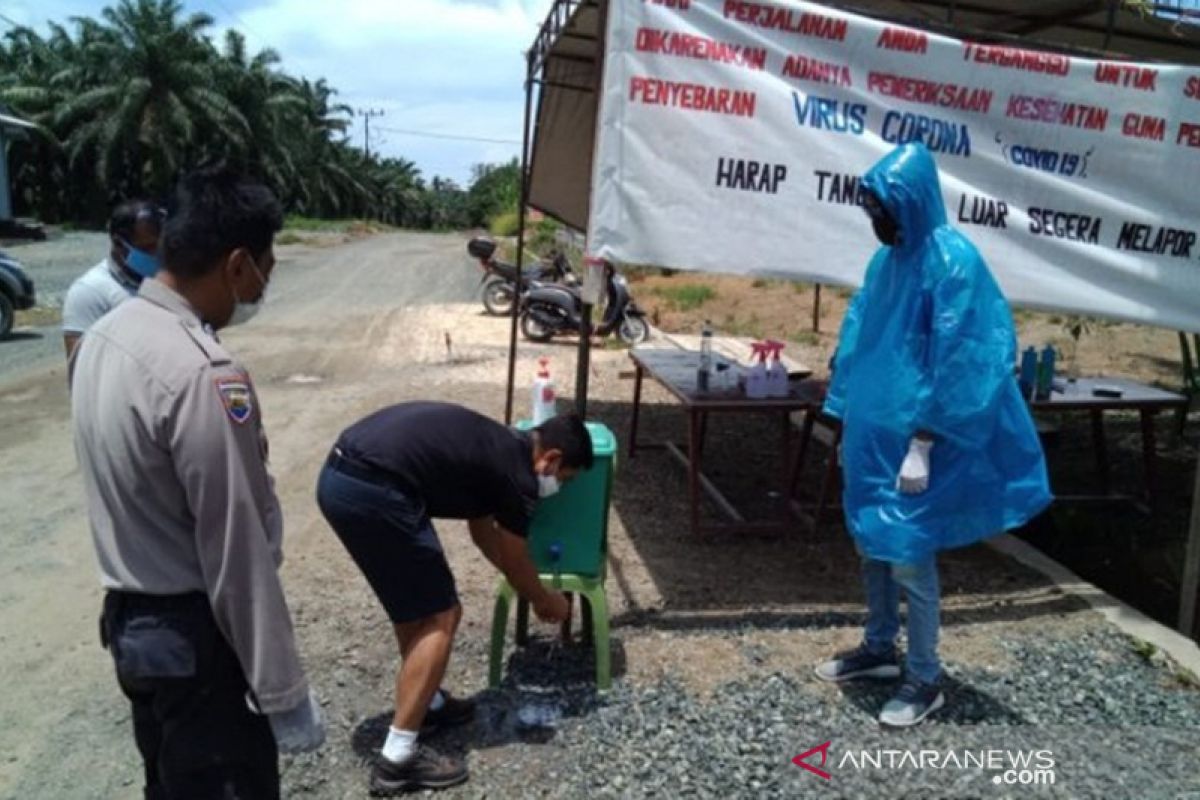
[336,402,539,537]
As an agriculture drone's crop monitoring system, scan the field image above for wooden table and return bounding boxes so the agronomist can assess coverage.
[627,345,825,536]
[1030,376,1187,513]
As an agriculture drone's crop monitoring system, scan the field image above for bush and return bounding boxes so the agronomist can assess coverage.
[528,218,561,255]
[489,210,521,237]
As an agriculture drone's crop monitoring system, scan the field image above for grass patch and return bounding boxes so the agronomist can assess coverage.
[1175,666,1200,689]
[15,306,62,327]
[751,277,771,289]
[1131,638,1157,661]
[275,231,305,246]
[283,216,393,235]
[723,312,765,340]
[284,215,351,232]
[789,330,820,347]
[650,283,717,312]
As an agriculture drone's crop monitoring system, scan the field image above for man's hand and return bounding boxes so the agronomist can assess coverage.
[266,688,326,753]
[896,438,933,495]
[533,592,570,623]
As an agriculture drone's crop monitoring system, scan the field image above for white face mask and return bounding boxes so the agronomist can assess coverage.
[537,473,560,499]
[227,255,269,327]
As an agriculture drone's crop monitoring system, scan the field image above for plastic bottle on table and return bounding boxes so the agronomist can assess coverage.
[1036,345,1056,400]
[766,340,789,397]
[697,320,713,392]
[746,342,769,399]
[1019,345,1039,399]
[532,357,557,424]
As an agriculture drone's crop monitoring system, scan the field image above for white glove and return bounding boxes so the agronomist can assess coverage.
[267,688,326,753]
[896,438,933,495]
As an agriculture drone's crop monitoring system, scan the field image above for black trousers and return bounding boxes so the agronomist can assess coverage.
[101,591,279,800]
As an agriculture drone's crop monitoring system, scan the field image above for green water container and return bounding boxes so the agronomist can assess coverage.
[515,420,616,577]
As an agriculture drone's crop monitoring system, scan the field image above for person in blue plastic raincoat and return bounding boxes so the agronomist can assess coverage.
[814,143,1052,727]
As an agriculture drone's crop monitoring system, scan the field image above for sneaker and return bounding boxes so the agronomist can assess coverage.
[421,690,476,734]
[370,745,468,795]
[878,678,945,728]
[814,644,902,683]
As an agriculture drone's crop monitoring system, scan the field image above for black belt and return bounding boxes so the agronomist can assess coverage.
[105,590,208,614]
[326,447,409,494]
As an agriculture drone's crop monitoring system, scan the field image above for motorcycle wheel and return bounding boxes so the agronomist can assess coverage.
[520,311,555,343]
[617,315,650,345]
[482,280,515,316]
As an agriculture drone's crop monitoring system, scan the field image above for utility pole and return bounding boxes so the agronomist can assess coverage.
[358,108,385,158]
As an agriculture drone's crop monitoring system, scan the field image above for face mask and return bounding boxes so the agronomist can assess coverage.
[226,255,269,327]
[119,238,160,278]
[537,473,560,499]
[862,193,900,247]
[871,215,900,246]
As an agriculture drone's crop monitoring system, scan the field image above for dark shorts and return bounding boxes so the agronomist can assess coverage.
[316,459,459,624]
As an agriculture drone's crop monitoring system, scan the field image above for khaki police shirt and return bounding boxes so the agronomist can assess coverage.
[71,279,308,714]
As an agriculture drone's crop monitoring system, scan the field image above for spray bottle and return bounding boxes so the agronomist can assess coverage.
[746,342,770,399]
[765,340,789,397]
[531,357,557,424]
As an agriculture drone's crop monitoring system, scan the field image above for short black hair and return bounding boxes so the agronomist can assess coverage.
[108,199,163,241]
[536,413,594,471]
[160,166,283,279]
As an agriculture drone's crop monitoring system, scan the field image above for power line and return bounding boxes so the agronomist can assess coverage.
[372,126,521,146]
[357,108,385,157]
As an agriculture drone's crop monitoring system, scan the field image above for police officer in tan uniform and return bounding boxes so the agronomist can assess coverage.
[71,168,323,799]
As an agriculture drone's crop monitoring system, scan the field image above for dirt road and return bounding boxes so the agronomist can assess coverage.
[0,231,487,797]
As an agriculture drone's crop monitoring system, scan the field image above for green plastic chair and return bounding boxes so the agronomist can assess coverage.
[489,572,611,691]
[489,421,617,692]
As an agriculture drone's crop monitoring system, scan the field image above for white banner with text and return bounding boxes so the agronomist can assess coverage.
[587,0,1200,330]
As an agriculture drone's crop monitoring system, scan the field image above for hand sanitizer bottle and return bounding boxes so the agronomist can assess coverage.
[531,358,557,424]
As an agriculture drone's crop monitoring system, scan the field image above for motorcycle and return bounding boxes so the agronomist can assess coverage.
[519,261,650,345]
[468,237,575,317]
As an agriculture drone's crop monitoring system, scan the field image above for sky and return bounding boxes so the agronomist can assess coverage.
[2,0,557,184]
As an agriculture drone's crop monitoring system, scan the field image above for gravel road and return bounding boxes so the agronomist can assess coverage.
[1,230,1197,800]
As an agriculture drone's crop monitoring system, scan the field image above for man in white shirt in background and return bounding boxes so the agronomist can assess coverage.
[62,200,163,357]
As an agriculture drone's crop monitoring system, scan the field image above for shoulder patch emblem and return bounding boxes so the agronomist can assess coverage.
[215,376,254,424]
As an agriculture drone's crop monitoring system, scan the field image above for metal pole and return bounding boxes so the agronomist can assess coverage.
[358,109,385,158]
[504,58,536,425]
[812,284,822,333]
[1180,445,1200,638]
[572,0,610,420]
[576,301,593,417]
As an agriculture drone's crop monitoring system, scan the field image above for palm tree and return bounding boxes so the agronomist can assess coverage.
[216,30,306,193]
[53,0,250,197]
[0,24,99,219]
[0,0,517,230]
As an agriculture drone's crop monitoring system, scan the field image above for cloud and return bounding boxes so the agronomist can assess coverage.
[229,0,553,181]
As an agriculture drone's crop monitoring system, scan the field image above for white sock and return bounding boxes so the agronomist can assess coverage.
[428,689,446,712]
[382,727,418,764]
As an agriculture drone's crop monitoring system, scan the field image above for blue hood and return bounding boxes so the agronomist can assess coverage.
[861,143,947,251]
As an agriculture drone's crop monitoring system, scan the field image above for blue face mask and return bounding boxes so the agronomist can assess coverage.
[120,238,160,278]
